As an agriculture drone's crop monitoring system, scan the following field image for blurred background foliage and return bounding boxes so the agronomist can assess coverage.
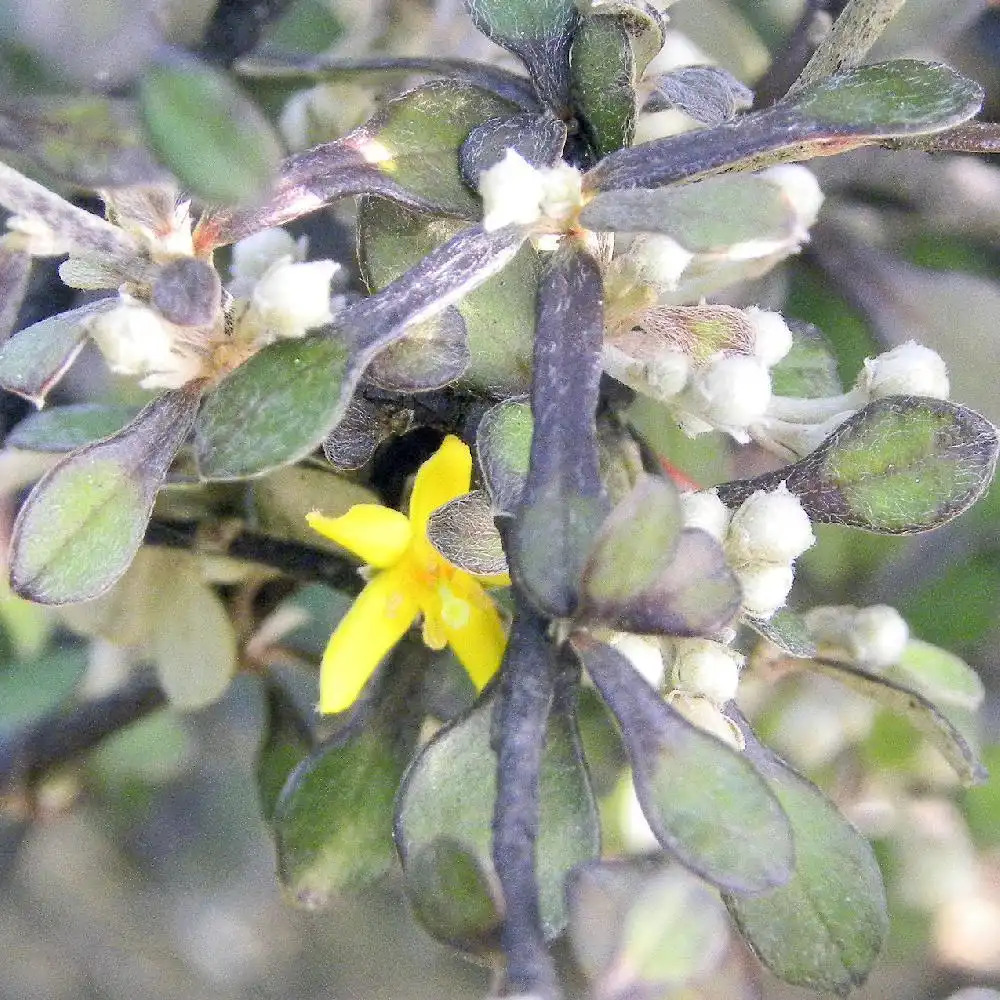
[1,0,1000,998]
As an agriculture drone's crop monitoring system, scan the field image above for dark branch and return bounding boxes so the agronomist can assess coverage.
[754,1,836,108]
[881,121,1000,154]
[200,0,297,67]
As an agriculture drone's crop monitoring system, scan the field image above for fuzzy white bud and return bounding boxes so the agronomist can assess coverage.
[230,228,303,290]
[736,562,795,619]
[603,343,690,401]
[679,489,731,541]
[87,302,179,376]
[478,151,582,232]
[246,258,339,339]
[539,162,584,222]
[745,306,793,367]
[670,638,743,705]
[726,484,815,565]
[628,233,695,290]
[680,354,772,442]
[860,341,949,400]
[608,632,665,689]
[759,164,825,231]
[805,604,909,671]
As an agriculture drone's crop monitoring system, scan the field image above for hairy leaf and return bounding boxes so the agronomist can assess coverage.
[745,609,818,659]
[769,320,843,399]
[647,66,754,126]
[718,397,1000,533]
[365,308,470,393]
[427,490,507,577]
[476,397,533,513]
[9,384,202,604]
[5,403,140,452]
[459,112,566,187]
[725,718,888,996]
[321,394,384,471]
[574,634,793,893]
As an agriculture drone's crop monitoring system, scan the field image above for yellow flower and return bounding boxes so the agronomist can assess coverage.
[306,435,508,714]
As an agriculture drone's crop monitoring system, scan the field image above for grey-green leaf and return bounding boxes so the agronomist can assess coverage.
[725,719,888,996]
[194,333,354,481]
[9,384,202,604]
[426,490,507,577]
[256,679,314,823]
[138,48,283,206]
[574,634,793,893]
[768,320,843,399]
[477,397,533,513]
[6,403,141,453]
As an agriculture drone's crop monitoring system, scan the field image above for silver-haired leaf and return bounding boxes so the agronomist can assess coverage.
[459,111,566,188]
[427,490,507,577]
[647,66,754,125]
[365,307,470,393]
[9,384,202,604]
[321,393,384,471]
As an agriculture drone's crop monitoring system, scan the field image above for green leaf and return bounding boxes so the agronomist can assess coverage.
[745,608,818,659]
[884,638,984,711]
[257,680,314,822]
[0,646,87,732]
[587,60,982,191]
[725,721,888,996]
[769,320,843,399]
[574,634,793,893]
[365,308,469,393]
[138,48,283,205]
[426,490,508,577]
[718,397,1000,534]
[6,403,140,452]
[568,861,730,998]
[459,111,566,188]
[0,246,30,342]
[194,333,353,481]
[477,397,533,514]
[273,725,404,908]
[508,245,608,617]
[394,688,600,947]
[359,198,538,396]
[0,300,113,407]
[9,385,202,604]
[0,95,167,188]
[811,658,986,785]
[579,478,740,637]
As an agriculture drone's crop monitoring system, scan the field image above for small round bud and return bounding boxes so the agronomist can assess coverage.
[670,638,743,705]
[744,306,793,367]
[248,258,339,339]
[760,164,825,230]
[628,233,695,290]
[478,149,546,231]
[608,632,665,689]
[683,355,772,441]
[852,605,909,669]
[860,341,949,400]
[679,489,731,541]
[736,562,795,619]
[230,228,303,295]
[667,691,745,750]
[726,484,815,565]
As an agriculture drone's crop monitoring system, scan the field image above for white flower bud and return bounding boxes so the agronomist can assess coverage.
[667,691,745,750]
[87,302,179,376]
[603,343,689,401]
[680,355,772,442]
[679,489,731,541]
[805,604,909,671]
[230,228,303,289]
[736,562,795,619]
[759,164,825,230]
[478,150,546,231]
[670,638,743,705]
[860,341,949,400]
[247,258,339,339]
[608,632,665,689]
[628,233,695,290]
[539,162,584,222]
[744,306,793,367]
[726,484,815,565]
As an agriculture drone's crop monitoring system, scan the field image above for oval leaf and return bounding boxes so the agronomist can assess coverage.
[426,490,507,577]
[6,403,140,453]
[884,638,984,712]
[573,633,793,893]
[365,307,469,392]
[9,384,202,604]
[477,397,533,514]
[725,720,888,996]
[257,680,314,823]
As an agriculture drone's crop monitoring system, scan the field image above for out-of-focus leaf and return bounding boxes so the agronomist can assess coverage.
[274,725,403,908]
[9,384,202,604]
[195,333,353,481]
[0,299,114,406]
[0,246,30,343]
[150,257,222,328]
[477,397,532,514]
[574,634,793,893]
[579,477,740,636]
[647,66,754,126]
[718,397,999,533]
[365,308,469,393]
[508,244,607,617]
[459,111,566,188]
[0,95,168,187]
[581,173,804,247]
[587,61,983,191]
[0,646,87,732]
[769,320,842,399]
[725,717,887,996]
[809,658,986,785]
[6,403,141,452]
[464,0,579,109]
[427,490,507,577]
[138,48,283,206]
[745,608,818,659]
[256,679,314,822]
[394,687,599,947]
[568,861,730,999]
[358,198,537,396]
[884,639,984,712]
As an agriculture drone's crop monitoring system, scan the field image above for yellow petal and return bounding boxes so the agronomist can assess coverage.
[306,505,412,568]
[318,565,418,714]
[442,572,507,691]
[408,435,472,534]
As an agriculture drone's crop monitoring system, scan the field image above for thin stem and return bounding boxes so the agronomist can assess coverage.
[882,121,1000,155]
[754,1,836,108]
[785,0,909,100]
[491,594,561,1000]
